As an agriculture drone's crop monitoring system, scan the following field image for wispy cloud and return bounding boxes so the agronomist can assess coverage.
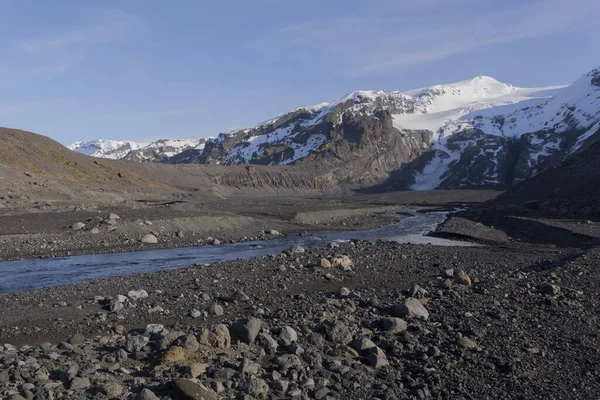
[0,11,138,88]
[17,19,134,53]
[254,0,598,76]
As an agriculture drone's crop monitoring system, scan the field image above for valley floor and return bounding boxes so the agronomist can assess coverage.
[1,190,599,399]
[0,190,497,261]
[1,239,599,399]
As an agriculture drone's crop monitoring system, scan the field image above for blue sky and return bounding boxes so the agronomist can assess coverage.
[0,0,598,145]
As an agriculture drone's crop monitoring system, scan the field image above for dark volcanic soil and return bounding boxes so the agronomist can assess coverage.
[2,189,599,400]
[0,190,499,261]
[1,238,599,399]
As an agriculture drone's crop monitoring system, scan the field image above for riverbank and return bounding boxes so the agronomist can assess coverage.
[0,190,499,261]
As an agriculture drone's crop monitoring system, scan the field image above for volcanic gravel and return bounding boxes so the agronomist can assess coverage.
[1,239,599,399]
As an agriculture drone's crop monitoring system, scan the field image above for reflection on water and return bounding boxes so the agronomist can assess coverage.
[0,210,475,294]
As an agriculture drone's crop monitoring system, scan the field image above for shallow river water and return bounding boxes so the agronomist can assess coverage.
[0,210,473,293]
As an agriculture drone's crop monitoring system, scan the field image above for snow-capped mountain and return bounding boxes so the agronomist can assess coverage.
[68,138,203,162]
[68,66,600,190]
[67,139,145,160]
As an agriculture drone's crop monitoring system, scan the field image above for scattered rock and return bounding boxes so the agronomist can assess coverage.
[458,336,478,349]
[126,335,149,352]
[381,317,408,333]
[328,322,353,344]
[455,270,472,286]
[137,388,160,400]
[394,298,429,320]
[71,222,86,231]
[319,258,332,268]
[331,255,353,270]
[100,381,124,398]
[540,283,560,295]
[69,377,91,390]
[128,289,149,300]
[141,234,158,244]
[231,317,262,344]
[207,303,224,316]
[289,244,305,254]
[199,324,231,349]
[173,378,218,400]
[190,363,209,378]
[279,326,298,346]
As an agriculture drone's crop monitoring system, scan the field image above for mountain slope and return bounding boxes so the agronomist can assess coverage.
[68,66,600,190]
[68,138,204,162]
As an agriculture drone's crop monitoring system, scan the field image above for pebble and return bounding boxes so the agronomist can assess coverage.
[381,317,408,333]
[231,317,262,344]
[141,234,158,244]
[394,298,430,320]
[207,303,224,316]
[173,378,218,400]
[279,326,298,346]
[128,289,149,300]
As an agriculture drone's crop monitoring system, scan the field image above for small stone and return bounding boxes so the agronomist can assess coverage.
[100,381,124,397]
[365,347,389,368]
[243,377,270,397]
[126,335,149,352]
[240,358,261,375]
[279,326,298,346]
[456,270,472,286]
[69,377,91,390]
[229,289,250,302]
[458,337,478,349]
[351,337,377,352]
[339,287,351,297]
[68,333,85,346]
[71,222,86,231]
[231,317,262,344]
[394,298,429,320]
[164,346,187,362]
[381,317,408,333]
[320,258,332,268]
[289,244,305,254]
[190,309,202,318]
[145,324,167,336]
[328,322,352,345]
[258,332,279,354]
[540,283,560,295]
[272,379,290,393]
[173,378,218,400]
[331,255,353,270]
[137,388,160,400]
[207,303,224,316]
[128,289,149,300]
[190,363,209,378]
[148,305,164,313]
[141,234,158,244]
[178,334,200,352]
[199,324,231,349]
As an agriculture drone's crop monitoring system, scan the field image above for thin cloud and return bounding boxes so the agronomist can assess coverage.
[255,0,598,76]
[17,18,135,53]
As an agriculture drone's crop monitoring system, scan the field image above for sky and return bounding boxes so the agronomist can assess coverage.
[0,0,598,145]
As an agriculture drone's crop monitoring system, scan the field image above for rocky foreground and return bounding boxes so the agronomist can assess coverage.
[1,240,599,400]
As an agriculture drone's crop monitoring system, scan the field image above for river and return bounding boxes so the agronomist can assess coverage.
[0,210,474,293]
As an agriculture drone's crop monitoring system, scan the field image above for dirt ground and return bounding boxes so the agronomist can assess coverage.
[0,190,500,261]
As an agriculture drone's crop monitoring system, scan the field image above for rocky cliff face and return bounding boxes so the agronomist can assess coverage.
[69,66,600,190]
